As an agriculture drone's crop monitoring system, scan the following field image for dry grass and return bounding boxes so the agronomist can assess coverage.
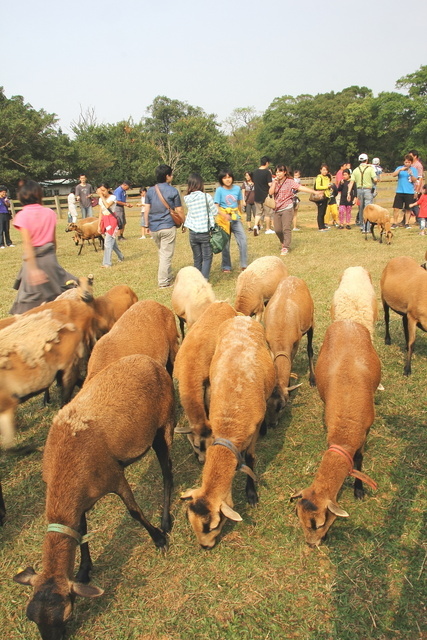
[0,183,426,640]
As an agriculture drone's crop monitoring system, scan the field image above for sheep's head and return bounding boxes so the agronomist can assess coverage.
[76,274,94,303]
[180,490,241,548]
[384,221,393,245]
[290,489,349,547]
[13,567,103,640]
[65,223,78,233]
[266,382,302,428]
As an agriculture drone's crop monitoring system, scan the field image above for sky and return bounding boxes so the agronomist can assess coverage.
[2,0,427,135]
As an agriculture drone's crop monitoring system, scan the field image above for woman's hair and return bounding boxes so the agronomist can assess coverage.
[320,163,329,171]
[187,173,204,194]
[18,180,43,205]
[70,186,76,194]
[276,165,292,177]
[139,187,147,194]
[244,171,253,181]
[97,182,111,190]
[218,169,234,185]
[404,154,413,163]
[156,164,173,183]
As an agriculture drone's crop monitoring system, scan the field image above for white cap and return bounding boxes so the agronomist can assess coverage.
[372,157,380,165]
[358,153,368,162]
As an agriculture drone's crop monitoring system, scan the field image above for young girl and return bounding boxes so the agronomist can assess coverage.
[184,173,217,280]
[10,180,76,313]
[138,187,150,239]
[292,169,301,231]
[67,186,78,223]
[325,181,339,227]
[337,169,357,229]
[97,183,124,268]
[242,171,256,231]
[409,184,427,235]
[214,170,247,273]
[314,164,331,231]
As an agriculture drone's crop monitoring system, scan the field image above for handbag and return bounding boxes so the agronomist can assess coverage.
[204,194,229,254]
[309,192,325,202]
[264,195,275,209]
[155,184,184,228]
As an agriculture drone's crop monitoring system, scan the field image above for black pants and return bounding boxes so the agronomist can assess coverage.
[316,199,328,229]
[0,213,12,246]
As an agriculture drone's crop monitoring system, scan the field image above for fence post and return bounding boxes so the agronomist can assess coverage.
[54,195,63,219]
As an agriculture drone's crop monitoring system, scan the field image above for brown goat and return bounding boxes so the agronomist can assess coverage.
[86,300,179,382]
[14,354,175,640]
[291,320,381,547]
[173,301,237,462]
[363,204,393,244]
[380,256,427,375]
[66,218,104,255]
[235,256,289,321]
[181,316,275,548]
[264,276,315,428]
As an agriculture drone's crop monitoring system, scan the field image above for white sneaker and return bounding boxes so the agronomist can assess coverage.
[280,246,288,255]
[7,244,15,247]
[253,225,259,237]
[0,246,5,249]
[265,229,275,234]
[293,228,300,231]
[139,236,146,239]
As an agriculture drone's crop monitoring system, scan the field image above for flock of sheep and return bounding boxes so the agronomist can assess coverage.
[0,250,426,640]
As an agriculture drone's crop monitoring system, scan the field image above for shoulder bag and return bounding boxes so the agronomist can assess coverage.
[309,176,325,202]
[155,184,184,228]
[206,194,230,254]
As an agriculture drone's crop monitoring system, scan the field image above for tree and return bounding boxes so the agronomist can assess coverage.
[225,108,263,177]
[396,66,427,97]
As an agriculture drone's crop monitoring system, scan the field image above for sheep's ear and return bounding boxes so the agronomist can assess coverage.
[174,425,193,434]
[220,502,242,521]
[290,493,303,502]
[13,566,38,587]
[72,582,104,598]
[327,500,349,518]
[180,489,195,501]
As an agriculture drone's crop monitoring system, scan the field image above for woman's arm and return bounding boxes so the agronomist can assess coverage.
[20,228,48,286]
[298,184,322,196]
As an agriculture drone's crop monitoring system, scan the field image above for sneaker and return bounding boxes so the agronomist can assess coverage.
[405,225,411,229]
[101,264,111,268]
[247,227,253,232]
[337,225,344,229]
[159,283,173,289]
[139,236,146,240]
[118,257,124,262]
[253,225,259,237]
[241,267,246,271]
[319,228,329,232]
[293,228,300,231]
[7,243,15,247]
[265,229,275,234]
[0,245,5,249]
[222,269,231,273]
[346,225,351,230]
[280,247,288,255]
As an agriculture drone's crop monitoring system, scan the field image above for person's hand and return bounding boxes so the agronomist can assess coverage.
[127,203,133,208]
[28,268,48,286]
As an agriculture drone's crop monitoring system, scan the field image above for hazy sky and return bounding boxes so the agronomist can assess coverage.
[2,0,427,134]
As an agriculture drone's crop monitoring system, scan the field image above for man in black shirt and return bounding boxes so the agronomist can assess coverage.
[252,156,274,236]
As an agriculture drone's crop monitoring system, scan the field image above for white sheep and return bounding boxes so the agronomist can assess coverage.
[171,266,216,339]
[331,266,378,340]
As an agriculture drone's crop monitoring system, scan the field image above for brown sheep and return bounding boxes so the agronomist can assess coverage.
[291,320,381,547]
[181,316,275,548]
[13,354,175,640]
[264,276,315,428]
[173,301,237,462]
[380,256,427,375]
[66,219,104,255]
[235,256,289,321]
[363,204,393,244]
[171,266,216,339]
[91,285,138,338]
[86,300,179,382]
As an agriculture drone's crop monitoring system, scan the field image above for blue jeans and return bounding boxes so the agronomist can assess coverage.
[221,219,248,271]
[356,188,373,230]
[103,233,123,266]
[80,205,93,219]
[189,230,213,280]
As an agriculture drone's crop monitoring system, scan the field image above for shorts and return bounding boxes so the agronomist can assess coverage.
[255,201,272,218]
[115,206,126,227]
[393,193,415,210]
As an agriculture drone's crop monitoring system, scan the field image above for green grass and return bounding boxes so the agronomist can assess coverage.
[0,185,426,640]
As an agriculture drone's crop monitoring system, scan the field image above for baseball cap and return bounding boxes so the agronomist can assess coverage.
[358,153,368,162]
[372,157,380,165]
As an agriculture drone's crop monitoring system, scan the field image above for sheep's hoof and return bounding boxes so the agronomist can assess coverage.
[75,565,93,584]
[154,531,168,553]
[354,487,365,500]
[5,444,37,456]
[309,376,316,387]
[246,490,259,506]
[403,367,411,377]
[385,337,391,346]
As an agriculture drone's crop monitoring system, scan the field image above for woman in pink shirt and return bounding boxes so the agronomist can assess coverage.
[10,180,76,313]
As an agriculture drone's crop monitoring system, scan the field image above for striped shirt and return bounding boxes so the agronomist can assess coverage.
[184,191,217,233]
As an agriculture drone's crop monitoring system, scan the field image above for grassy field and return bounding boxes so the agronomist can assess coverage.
[0,183,426,640]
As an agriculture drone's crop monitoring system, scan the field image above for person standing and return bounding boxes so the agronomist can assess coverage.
[391,155,418,229]
[292,169,301,231]
[0,185,14,248]
[184,173,217,280]
[347,154,377,231]
[97,183,124,268]
[138,188,150,239]
[144,164,184,289]
[409,185,427,234]
[75,174,93,219]
[114,180,133,240]
[67,186,78,223]
[252,156,274,236]
[314,164,332,231]
[214,170,247,272]
[337,169,357,228]
[242,171,256,231]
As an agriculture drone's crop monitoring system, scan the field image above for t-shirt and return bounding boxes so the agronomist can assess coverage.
[415,193,427,218]
[0,196,9,214]
[67,193,78,216]
[13,204,57,246]
[146,183,182,232]
[395,165,418,194]
[214,184,242,210]
[114,186,127,211]
[99,194,116,215]
[273,178,301,210]
[351,164,376,188]
[253,168,272,202]
[75,183,93,208]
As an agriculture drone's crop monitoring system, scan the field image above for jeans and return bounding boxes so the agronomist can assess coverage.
[221,219,248,271]
[316,199,328,229]
[189,230,213,280]
[103,233,123,266]
[151,226,177,286]
[355,188,373,230]
[245,203,256,223]
[80,205,93,219]
[420,218,426,231]
[273,206,293,248]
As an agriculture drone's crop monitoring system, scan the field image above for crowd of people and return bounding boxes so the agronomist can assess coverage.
[1,149,425,306]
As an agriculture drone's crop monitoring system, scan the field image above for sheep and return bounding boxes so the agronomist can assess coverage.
[264,276,315,428]
[291,320,381,547]
[66,219,104,255]
[171,266,215,339]
[13,354,174,640]
[363,204,393,244]
[331,266,378,341]
[54,275,94,303]
[181,316,275,548]
[90,284,138,338]
[86,300,179,382]
[235,256,289,322]
[173,301,237,462]
[380,256,427,375]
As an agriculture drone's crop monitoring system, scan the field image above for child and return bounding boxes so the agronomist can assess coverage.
[371,158,383,199]
[97,183,124,268]
[138,187,151,239]
[409,185,427,235]
[214,170,247,272]
[67,186,78,223]
[292,169,301,230]
[0,185,14,248]
[337,169,357,229]
[325,181,339,227]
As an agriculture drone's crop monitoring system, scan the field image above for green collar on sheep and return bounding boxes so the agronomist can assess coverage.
[46,523,91,545]
[327,445,378,490]
[212,438,257,481]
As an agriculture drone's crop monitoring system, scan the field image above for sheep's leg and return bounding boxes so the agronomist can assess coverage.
[307,326,316,387]
[60,366,80,406]
[0,481,5,526]
[93,238,98,253]
[402,315,409,351]
[116,475,167,550]
[353,449,365,499]
[370,224,377,242]
[379,227,383,244]
[43,388,51,406]
[178,317,185,341]
[404,315,416,376]
[383,301,391,345]
[244,436,258,506]
[152,429,174,534]
[78,241,84,256]
[75,513,93,584]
